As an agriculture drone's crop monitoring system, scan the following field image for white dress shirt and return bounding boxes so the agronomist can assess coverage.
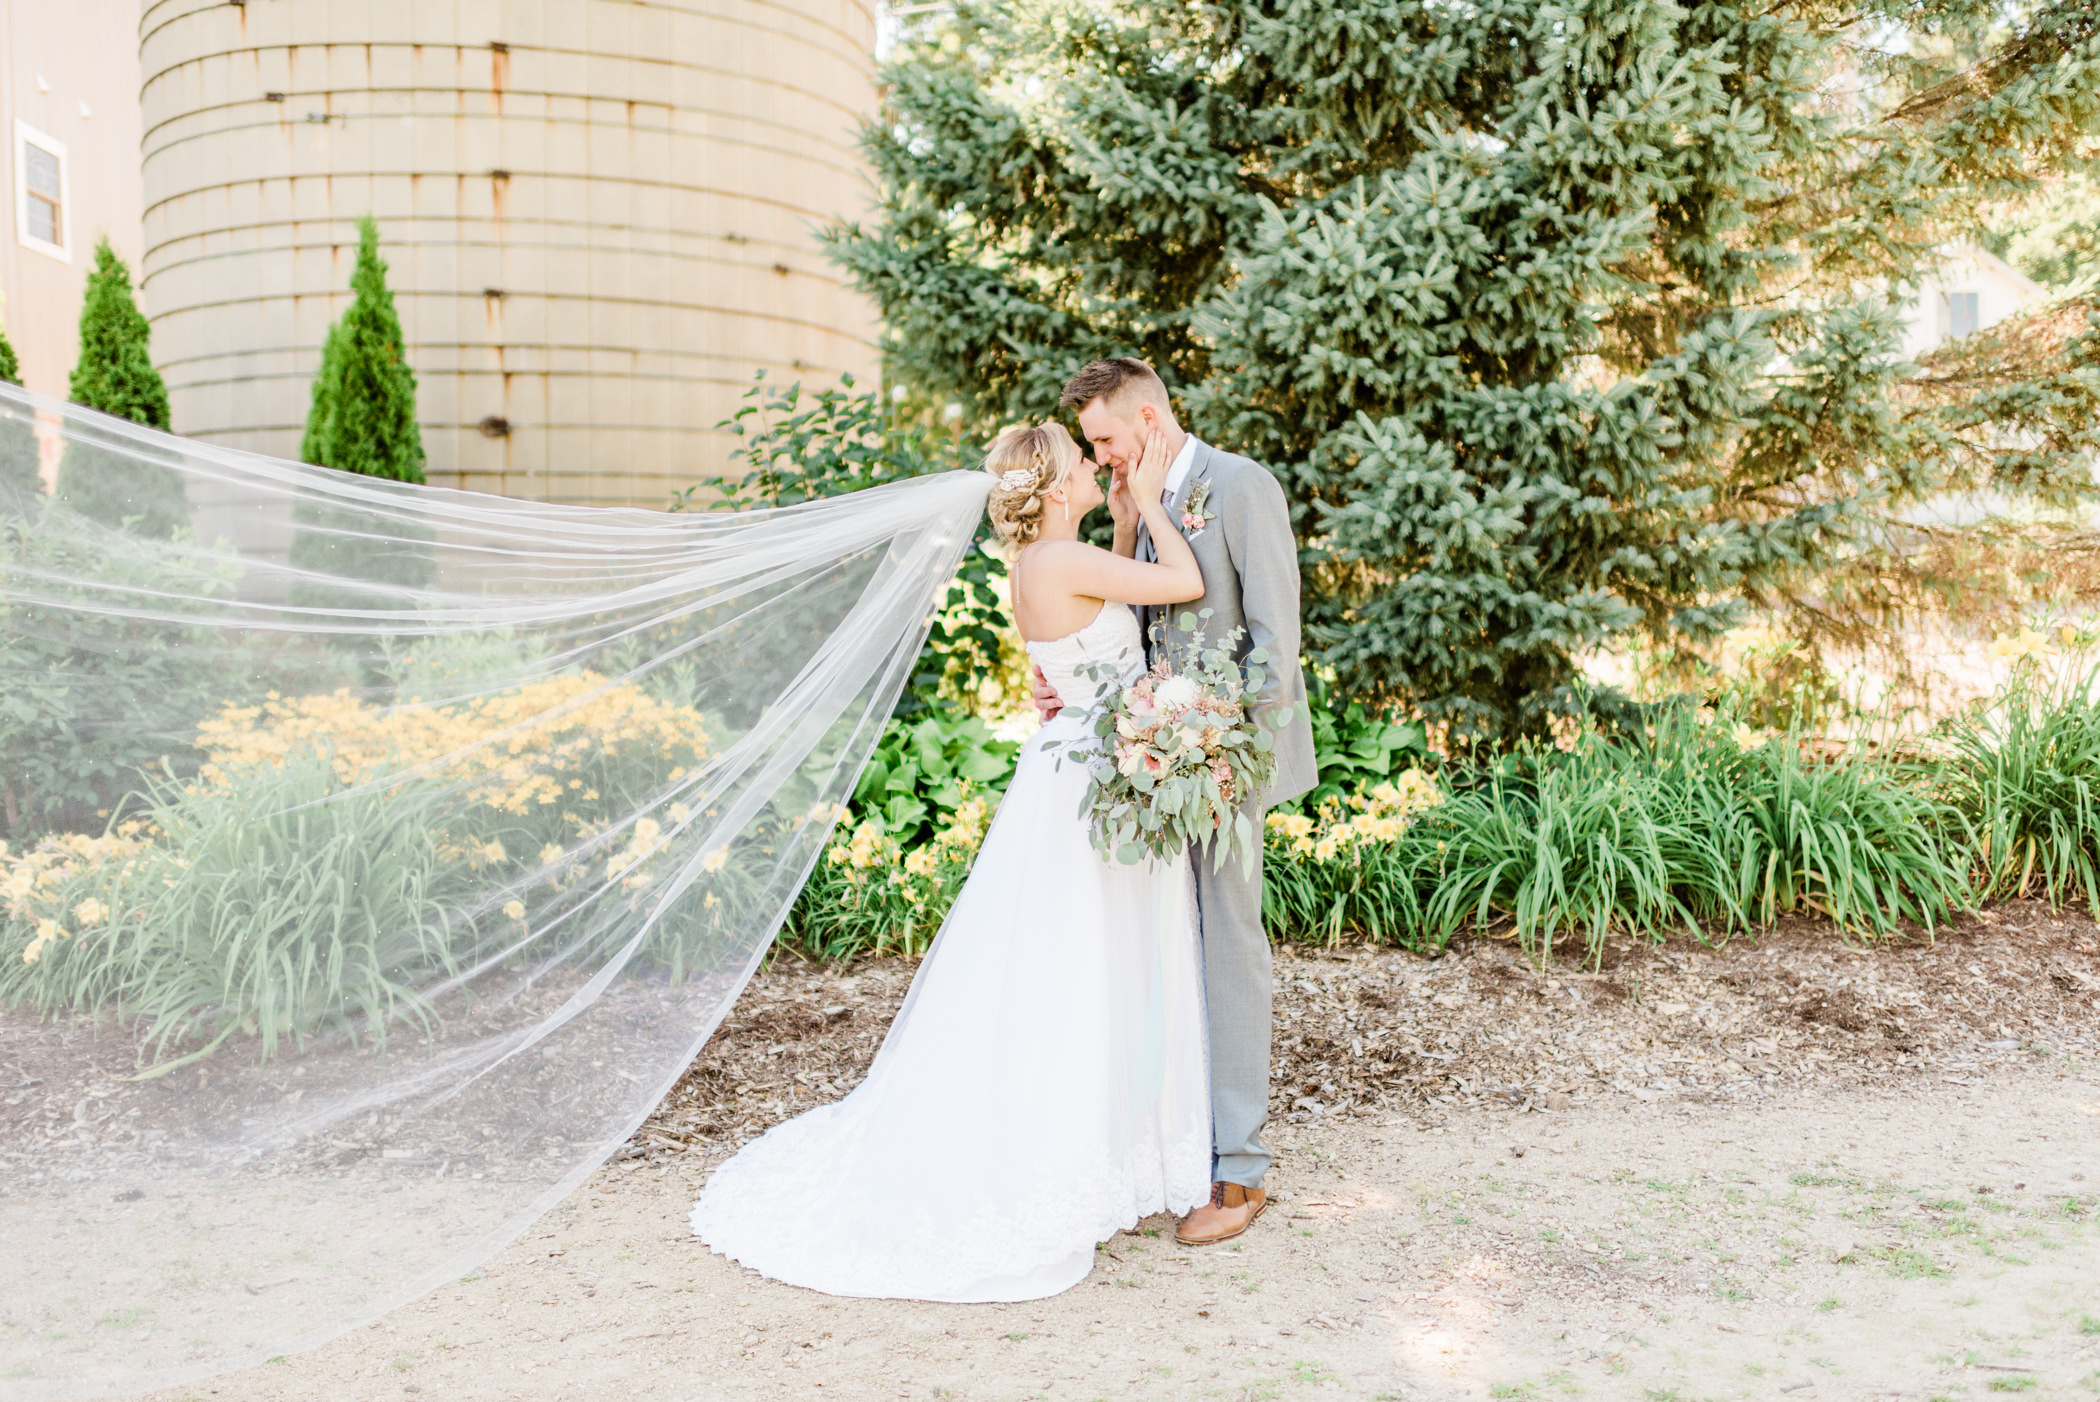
[1162,435,1200,506]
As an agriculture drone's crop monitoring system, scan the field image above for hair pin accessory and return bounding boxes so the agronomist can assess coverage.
[997,467,1038,490]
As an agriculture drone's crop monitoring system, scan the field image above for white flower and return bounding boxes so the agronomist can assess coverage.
[1154,676,1200,713]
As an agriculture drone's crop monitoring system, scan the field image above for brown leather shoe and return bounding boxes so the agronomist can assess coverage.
[1175,1181,1268,1245]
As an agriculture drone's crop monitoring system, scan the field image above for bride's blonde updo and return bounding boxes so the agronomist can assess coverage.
[983,421,1078,552]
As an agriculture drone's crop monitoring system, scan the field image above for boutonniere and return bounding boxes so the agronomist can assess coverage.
[1178,480,1216,538]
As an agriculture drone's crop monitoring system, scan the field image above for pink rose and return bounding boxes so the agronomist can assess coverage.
[1182,511,1202,531]
[1143,753,1167,777]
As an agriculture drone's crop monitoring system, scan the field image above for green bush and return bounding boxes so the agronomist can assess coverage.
[1941,668,2100,915]
[848,711,1019,847]
[1286,673,1428,812]
[778,710,1018,959]
[783,790,993,961]
[0,756,469,1069]
[1266,714,1970,963]
[683,373,1020,718]
[0,503,265,840]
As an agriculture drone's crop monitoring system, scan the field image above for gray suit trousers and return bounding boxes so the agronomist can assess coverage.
[1193,820,1271,1189]
[1137,439,1309,1192]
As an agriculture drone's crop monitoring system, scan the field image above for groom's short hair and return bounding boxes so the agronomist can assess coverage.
[1059,358,1171,418]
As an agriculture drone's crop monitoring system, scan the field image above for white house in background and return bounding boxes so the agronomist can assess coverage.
[0,0,145,399]
[1896,242,2047,359]
[1892,245,2062,531]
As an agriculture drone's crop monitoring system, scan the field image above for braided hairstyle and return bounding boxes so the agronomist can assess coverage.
[983,421,1079,552]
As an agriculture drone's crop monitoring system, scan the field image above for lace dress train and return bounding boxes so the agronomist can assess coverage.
[689,601,1210,1301]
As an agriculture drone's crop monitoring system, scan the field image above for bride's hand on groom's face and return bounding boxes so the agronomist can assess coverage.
[1129,430,1172,504]
[1105,459,1138,533]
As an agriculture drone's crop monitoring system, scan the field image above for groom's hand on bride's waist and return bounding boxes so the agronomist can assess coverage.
[1032,665,1063,722]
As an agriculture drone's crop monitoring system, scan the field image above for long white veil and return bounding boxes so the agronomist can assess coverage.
[0,382,990,1399]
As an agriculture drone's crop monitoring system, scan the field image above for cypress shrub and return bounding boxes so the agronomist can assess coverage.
[300,216,425,483]
[0,314,39,515]
[55,239,186,536]
[290,217,436,629]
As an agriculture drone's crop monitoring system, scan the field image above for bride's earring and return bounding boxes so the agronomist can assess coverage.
[1063,497,1070,523]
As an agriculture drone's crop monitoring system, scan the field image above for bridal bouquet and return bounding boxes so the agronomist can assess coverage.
[1055,611,1291,877]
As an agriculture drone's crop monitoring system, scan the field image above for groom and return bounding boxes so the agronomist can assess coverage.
[1034,357,1317,1245]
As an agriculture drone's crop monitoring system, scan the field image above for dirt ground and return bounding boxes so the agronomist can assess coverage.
[134,904,2100,1402]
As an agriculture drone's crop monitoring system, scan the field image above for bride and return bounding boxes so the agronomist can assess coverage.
[690,420,1210,1301]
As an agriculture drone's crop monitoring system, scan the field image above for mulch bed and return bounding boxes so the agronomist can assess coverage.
[635,901,2100,1160]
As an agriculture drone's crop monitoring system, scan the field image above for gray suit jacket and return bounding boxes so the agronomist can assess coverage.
[1137,439,1318,808]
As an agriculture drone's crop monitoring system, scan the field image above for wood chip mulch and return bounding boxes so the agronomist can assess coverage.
[635,901,2100,1161]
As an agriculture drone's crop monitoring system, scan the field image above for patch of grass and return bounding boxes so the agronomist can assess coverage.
[2080,1313,2100,1335]
[1878,1246,1952,1279]
[1942,668,2100,915]
[1986,1377,2039,1393]
[1816,1297,1842,1313]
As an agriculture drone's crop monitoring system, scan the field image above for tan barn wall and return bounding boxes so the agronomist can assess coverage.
[0,0,146,399]
[138,0,880,507]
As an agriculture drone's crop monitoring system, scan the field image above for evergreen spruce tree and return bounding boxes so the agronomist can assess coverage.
[56,239,186,537]
[834,0,2100,738]
[289,217,435,625]
[0,311,40,515]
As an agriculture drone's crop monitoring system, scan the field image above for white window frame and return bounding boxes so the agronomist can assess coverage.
[1946,289,1980,341]
[14,121,69,263]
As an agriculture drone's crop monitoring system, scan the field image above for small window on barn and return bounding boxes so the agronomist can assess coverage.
[14,122,68,262]
[1946,290,1980,341]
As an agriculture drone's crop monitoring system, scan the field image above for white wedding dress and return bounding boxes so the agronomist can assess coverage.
[690,600,1211,1301]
